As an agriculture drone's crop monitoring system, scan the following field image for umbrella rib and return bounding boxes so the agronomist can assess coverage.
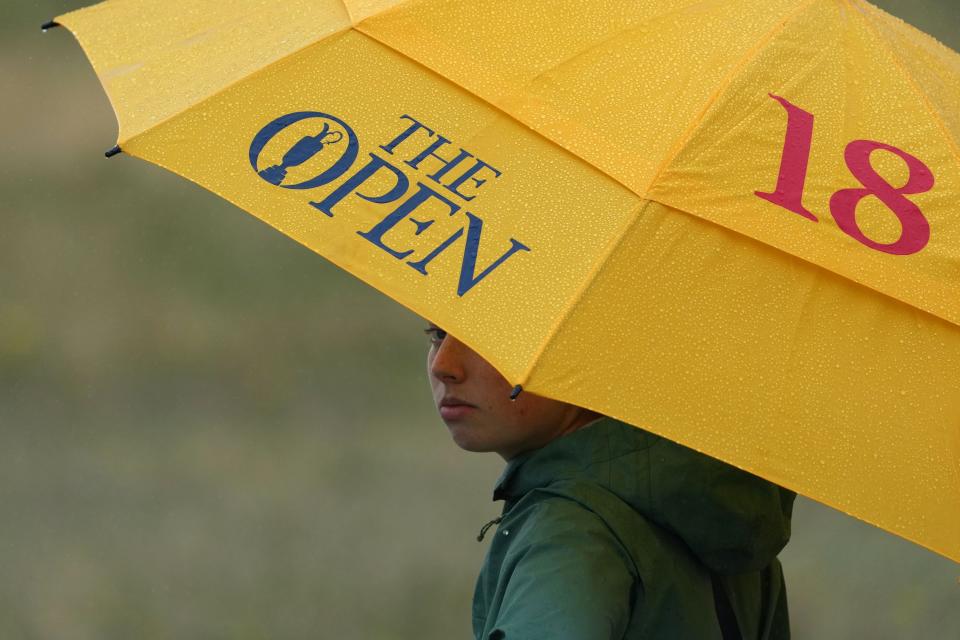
[117,30,341,147]
[515,199,654,389]
[63,0,423,146]
[336,0,356,26]
[347,26,654,204]
[844,0,960,170]
[511,0,719,93]
[641,0,820,196]
[350,24,649,201]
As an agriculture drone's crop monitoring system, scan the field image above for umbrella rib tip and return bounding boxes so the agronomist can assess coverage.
[510,385,523,401]
[104,145,122,158]
[40,20,60,32]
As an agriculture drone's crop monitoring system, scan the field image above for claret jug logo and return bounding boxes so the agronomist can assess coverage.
[250,112,359,189]
[249,112,530,297]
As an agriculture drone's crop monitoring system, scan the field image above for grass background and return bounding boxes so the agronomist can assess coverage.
[2,1,958,638]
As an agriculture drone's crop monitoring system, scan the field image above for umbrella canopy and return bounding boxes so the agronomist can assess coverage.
[52,0,960,562]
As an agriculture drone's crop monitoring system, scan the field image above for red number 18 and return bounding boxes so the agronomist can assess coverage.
[755,93,934,256]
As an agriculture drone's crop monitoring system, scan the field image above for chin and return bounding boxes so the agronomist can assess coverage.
[446,425,495,454]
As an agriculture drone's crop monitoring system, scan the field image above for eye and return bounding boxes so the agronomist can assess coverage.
[424,326,447,346]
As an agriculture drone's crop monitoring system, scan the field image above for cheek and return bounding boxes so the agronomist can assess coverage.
[482,398,532,432]
[511,396,567,430]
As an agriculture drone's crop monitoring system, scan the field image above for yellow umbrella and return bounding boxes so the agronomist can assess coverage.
[48,0,960,562]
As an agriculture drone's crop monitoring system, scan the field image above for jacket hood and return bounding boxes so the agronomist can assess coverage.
[492,417,795,575]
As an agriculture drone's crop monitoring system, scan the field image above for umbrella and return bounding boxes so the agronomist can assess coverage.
[46,0,960,562]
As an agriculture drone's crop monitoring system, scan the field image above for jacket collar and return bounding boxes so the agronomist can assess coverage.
[487,416,795,575]
[491,416,650,502]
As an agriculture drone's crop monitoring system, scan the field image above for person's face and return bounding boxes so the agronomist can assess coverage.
[425,324,598,460]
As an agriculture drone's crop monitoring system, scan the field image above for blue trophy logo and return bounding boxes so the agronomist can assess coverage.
[258,122,342,185]
[249,112,360,190]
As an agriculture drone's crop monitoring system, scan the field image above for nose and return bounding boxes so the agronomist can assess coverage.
[430,335,468,384]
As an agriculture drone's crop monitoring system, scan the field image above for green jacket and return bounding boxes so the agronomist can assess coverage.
[472,418,795,640]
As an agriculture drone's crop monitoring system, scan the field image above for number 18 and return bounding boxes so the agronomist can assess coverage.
[755,93,934,256]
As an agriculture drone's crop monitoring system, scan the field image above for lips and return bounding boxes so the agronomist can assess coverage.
[440,396,475,408]
[439,396,477,421]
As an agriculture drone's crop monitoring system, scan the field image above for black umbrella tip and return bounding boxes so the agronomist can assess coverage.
[510,385,523,401]
[104,145,122,158]
[41,20,61,32]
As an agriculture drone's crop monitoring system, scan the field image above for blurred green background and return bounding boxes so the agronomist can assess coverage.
[2,1,958,638]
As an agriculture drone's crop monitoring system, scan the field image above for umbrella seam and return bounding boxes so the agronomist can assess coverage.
[75,1,412,146]
[646,193,960,328]
[350,17,647,200]
[515,199,655,388]
[642,0,820,196]
[112,27,352,145]
[337,0,356,26]
[510,0,720,100]
[844,0,960,170]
